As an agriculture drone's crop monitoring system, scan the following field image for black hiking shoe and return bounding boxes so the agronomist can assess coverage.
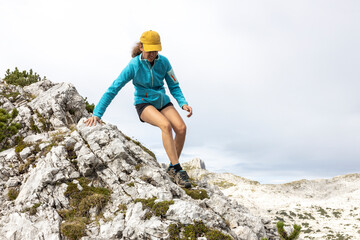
[175,170,192,189]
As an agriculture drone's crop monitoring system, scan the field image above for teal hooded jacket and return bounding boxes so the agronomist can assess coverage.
[93,54,188,119]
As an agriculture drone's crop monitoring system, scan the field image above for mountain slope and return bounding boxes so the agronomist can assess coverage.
[183,158,360,240]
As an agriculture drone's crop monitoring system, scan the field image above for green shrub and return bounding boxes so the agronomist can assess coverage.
[277,221,302,240]
[4,68,46,87]
[0,108,22,151]
[258,221,303,240]
[84,97,95,114]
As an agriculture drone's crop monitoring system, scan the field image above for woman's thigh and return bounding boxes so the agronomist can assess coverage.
[140,105,171,129]
[160,106,186,134]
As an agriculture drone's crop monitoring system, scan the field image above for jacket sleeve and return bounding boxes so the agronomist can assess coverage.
[164,60,188,108]
[93,62,134,118]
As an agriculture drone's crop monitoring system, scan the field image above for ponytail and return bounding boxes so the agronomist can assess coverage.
[131,42,142,58]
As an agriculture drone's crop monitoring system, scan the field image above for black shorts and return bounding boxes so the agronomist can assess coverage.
[135,102,174,122]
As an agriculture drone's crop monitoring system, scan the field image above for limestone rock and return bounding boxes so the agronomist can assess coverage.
[0,80,270,240]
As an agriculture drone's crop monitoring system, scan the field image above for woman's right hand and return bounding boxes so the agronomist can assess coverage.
[84,116,101,127]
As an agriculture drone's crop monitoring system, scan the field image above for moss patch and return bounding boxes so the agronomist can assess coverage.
[134,197,174,219]
[7,187,19,201]
[117,204,127,216]
[183,188,209,200]
[58,177,111,240]
[213,180,236,189]
[168,220,232,240]
[135,163,142,171]
[60,219,86,240]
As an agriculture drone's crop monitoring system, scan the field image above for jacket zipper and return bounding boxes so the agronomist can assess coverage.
[146,61,154,87]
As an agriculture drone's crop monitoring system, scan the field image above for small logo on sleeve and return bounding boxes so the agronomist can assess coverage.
[167,68,178,83]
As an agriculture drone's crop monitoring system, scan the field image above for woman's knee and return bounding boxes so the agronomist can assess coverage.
[177,123,187,136]
[160,121,172,134]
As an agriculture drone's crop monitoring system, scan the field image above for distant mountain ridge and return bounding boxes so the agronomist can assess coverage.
[183,158,360,240]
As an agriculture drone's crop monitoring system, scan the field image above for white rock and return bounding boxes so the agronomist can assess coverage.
[0,209,61,240]
[19,147,32,159]
[6,177,20,188]
[69,171,80,179]
[23,133,50,144]
[23,80,55,97]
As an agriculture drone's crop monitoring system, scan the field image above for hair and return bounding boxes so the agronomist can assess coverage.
[132,42,143,58]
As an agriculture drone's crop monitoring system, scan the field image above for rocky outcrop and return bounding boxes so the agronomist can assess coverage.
[0,79,271,240]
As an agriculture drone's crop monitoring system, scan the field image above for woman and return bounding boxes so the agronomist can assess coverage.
[85,30,193,188]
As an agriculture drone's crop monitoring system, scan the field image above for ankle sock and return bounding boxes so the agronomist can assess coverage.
[173,163,183,172]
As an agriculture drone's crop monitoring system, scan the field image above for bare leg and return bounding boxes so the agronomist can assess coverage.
[140,105,179,165]
[161,106,187,159]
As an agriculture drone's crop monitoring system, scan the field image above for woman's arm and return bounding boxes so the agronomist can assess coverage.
[164,68,188,108]
[92,62,135,119]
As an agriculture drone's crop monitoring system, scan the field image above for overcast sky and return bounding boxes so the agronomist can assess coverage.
[1,0,359,184]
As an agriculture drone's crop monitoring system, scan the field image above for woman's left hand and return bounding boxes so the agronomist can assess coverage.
[182,105,193,118]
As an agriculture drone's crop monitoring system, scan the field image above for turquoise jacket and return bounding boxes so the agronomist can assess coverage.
[93,54,188,119]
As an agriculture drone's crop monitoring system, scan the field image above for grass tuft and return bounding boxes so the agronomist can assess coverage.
[59,177,111,240]
[134,197,174,219]
[8,188,19,201]
[183,188,209,200]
